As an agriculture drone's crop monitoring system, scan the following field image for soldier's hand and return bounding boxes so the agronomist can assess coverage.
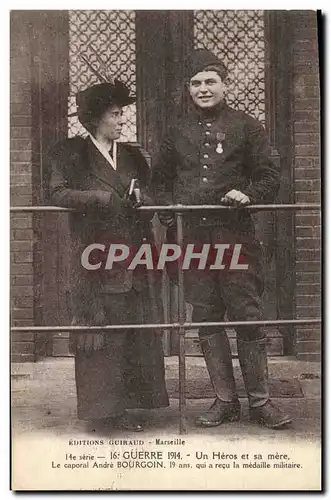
[221,189,251,206]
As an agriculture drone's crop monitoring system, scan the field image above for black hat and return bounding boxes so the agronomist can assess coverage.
[188,49,227,80]
[69,80,135,122]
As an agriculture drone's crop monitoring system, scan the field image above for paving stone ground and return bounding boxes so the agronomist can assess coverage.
[11,356,321,442]
[10,357,322,491]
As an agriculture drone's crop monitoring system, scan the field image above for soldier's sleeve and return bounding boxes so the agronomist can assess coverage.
[151,132,177,205]
[47,139,124,213]
[243,121,280,203]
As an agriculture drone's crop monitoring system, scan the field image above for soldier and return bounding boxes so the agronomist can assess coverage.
[152,49,291,429]
[47,78,168,431]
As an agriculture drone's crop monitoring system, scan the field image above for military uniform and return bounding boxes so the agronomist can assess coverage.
[152,48,291,428]
[152,102,277,331]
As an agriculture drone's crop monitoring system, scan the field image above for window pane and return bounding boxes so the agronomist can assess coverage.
[194,10,265,124]
[68,10,136,141]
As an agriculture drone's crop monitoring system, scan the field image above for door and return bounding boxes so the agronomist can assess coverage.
[35,10,294,356]
[136,10,294,357]
[187,11,283,356]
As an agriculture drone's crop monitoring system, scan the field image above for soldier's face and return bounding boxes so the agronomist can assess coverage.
[96,104,124,141]
[189,71,226,109]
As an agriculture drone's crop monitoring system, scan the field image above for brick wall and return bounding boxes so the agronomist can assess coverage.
[10,11,321,362]
[292,11,321,360]
[10,12,36,361]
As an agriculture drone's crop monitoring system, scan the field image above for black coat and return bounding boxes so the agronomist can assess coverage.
[47,136,169,417]
[152,103,280,236]
[48,136,155,315]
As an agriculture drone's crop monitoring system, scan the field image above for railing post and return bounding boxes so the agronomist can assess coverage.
[175,206,186,434]
[10,203,321,435]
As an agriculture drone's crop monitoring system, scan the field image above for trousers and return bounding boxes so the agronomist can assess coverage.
[183,226,265,341]
[181,227,269,407]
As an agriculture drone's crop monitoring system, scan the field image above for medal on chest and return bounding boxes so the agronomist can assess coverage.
[216,132,225,154]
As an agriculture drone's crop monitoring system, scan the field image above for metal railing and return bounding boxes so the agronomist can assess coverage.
[11,203,321,433]
[11,203,321,213]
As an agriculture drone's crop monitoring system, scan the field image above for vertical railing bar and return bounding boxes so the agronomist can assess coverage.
[176,207,186,434]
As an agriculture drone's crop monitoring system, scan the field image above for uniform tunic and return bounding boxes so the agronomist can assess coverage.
[152,103,280,339]
[47,136,169,419]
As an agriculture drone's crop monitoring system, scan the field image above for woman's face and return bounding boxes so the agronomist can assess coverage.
[95,104,124,141]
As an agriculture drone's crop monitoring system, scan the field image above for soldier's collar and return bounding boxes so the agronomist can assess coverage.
[194,101,228,123]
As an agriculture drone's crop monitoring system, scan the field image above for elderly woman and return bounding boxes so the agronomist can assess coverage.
[47,78,168,431]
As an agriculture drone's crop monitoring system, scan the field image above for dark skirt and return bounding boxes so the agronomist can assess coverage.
[73,290,169,420]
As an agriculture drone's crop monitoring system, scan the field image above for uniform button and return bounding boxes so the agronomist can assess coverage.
[198,121,202,125]
[203,165,208,169]
[206,123,211,127]
[202,217,207,221]
[205,143,210,147]
[203,154,209,159]
[205,131,211,136]
[202,177,208,183]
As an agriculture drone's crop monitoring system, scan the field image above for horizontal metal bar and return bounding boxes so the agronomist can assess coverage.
[184,334,282,339]
[139,204,321,212]
[11,318,321,333]
[10,203,321,213]
[10,206,76,213]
